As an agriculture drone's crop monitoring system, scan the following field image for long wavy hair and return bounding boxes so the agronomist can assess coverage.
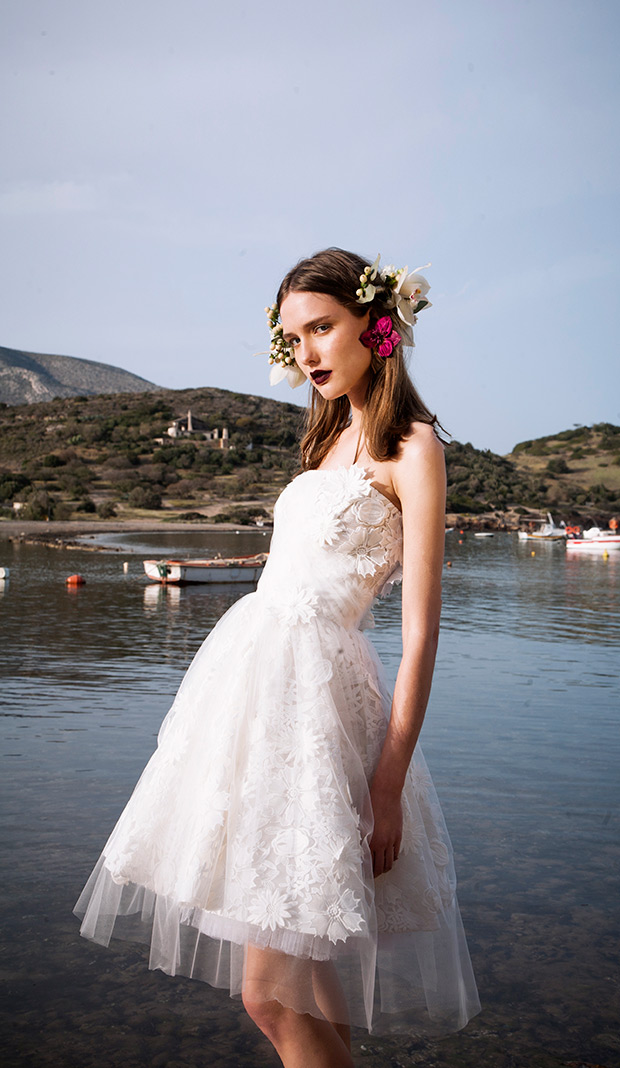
[276,247,442,470]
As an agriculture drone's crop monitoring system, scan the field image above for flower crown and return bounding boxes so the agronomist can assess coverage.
[267,255,431,389]
[266,303,307,388]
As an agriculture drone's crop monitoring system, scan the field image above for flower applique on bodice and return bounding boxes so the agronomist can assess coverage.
[256,464,403,631]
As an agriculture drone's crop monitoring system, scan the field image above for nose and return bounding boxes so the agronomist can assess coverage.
[295,337,319,368]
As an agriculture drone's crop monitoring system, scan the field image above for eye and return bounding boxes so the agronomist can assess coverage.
[314,323,330,335]
[287,335,300,347]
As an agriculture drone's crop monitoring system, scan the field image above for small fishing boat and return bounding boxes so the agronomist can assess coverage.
[144,552,268,585]
[565,525,620,551]
[474,532,495,538]
[518,514,566,541]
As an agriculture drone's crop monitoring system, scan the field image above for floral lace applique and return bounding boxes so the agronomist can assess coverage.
[247,887,294,931]
[267,586,319,625]
[334,526,388,578]
[312,466,402,584]
[299,885,366,944]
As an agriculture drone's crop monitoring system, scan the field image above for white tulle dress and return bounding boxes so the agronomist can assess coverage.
[75,464,480,1035]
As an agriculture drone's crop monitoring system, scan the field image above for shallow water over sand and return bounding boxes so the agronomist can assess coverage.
[0,530,619,1067]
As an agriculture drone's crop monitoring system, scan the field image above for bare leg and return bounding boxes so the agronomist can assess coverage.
[242,944,354,1068]
[311,958,352,1052]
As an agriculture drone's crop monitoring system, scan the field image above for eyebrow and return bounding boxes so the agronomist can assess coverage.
[282,315,332,342]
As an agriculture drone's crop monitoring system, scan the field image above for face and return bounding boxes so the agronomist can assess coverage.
[279,291,372,401]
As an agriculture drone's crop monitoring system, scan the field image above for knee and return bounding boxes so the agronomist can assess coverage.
[242,989,287,1041]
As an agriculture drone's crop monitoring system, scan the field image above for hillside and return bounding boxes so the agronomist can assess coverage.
[0,345,158,405]
[508,423,620,516]
[0,388,617,525]
[0,386,303,524]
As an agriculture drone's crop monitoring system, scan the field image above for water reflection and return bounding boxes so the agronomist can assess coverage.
[441,533,620,645]
[0,531,619,1067]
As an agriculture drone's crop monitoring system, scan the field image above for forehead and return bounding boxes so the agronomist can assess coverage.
[279,291,342,330]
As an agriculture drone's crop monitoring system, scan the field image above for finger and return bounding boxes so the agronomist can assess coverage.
[374,849,391,877]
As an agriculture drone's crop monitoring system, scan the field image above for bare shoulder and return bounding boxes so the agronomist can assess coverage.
[392,422,445,497]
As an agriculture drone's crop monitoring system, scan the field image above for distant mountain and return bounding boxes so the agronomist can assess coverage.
[0,345,159,405]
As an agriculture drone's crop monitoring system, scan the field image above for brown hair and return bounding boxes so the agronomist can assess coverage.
[277,247,442,470]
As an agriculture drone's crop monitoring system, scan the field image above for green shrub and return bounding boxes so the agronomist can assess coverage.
[546,458,570,474]
[97,501,117,518]
[128,486,162,510]
[0,471,31,501]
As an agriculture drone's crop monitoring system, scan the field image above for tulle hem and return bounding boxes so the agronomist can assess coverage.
[74,856,480,1036]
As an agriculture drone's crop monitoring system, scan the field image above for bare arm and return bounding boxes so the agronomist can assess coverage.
[369,425,446,877]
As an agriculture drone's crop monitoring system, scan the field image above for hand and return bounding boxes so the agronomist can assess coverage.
[369,785,403,878]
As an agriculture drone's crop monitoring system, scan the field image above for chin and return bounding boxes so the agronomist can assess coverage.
[315,385,342,401]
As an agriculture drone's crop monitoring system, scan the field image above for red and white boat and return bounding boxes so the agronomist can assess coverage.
[565,525,620,551]
[144,552,268,584]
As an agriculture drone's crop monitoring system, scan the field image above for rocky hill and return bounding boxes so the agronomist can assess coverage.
[0,345,158,405]
[0,386,617,525]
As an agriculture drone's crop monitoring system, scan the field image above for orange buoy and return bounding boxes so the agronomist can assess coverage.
[66,574,85,586]
[458,539,463,545]
[446,560,452,567]
[531,551,536,557]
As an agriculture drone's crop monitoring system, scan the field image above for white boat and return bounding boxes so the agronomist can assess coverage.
[144,552,268,585]
[518,514,566,541]
[566,526,620,551]
[474,532,494,538]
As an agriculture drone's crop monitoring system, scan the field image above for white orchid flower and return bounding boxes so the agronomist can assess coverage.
[393,264,432,326]
[269,362,306,389]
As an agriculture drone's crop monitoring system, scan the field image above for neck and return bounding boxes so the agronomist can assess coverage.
[348,395,366,464]
[347,376,368,435]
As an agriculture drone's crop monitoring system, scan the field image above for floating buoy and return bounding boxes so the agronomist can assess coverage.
[123,561,129,573]
[603,550,609,560]
[446,560,452,567]
[531,551,536,557]
[66,574,85,586]
[459,529,464,535]
[0,567,9,579]
[458,539,463,545]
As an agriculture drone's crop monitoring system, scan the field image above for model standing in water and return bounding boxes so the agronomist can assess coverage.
[75,248,480,1067]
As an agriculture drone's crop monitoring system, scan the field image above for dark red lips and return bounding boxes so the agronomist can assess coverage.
[311,370,332,386]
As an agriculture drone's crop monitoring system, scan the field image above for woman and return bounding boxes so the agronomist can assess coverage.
[75,248,480,1066]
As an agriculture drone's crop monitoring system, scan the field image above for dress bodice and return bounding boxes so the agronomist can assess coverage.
[256,464,403,631]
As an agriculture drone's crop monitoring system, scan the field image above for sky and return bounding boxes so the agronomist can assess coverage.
[1,0,619,454]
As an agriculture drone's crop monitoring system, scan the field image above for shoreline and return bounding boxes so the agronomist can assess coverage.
[0,517,270,552]
[0,510,527,553]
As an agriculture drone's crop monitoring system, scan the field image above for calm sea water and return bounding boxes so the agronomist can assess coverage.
[0,530,618,1068]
